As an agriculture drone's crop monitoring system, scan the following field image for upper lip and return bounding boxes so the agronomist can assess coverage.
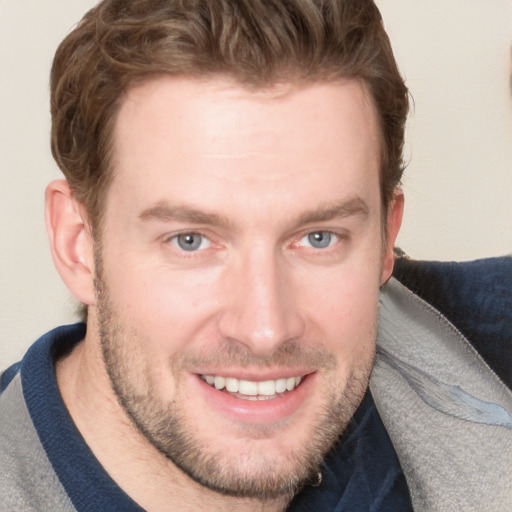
[194,369,314,381]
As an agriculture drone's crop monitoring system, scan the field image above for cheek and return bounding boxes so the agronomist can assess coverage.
[301,260,381,353]
[314,283,379,340]
[104,258,222,351]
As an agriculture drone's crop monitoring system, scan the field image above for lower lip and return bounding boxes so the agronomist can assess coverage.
[194,374,314,425]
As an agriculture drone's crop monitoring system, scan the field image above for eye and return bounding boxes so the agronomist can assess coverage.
[299,231,338,249]
[170,233,211,252]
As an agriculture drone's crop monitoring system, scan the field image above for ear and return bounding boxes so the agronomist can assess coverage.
[45,180,96,305]
[380,188,404,285]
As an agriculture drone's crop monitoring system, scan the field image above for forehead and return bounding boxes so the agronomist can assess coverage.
[115,76,379,152]
[109,76,381,222]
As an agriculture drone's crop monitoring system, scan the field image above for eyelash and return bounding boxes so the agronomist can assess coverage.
[162,229,347,255]
[165,232,213,252]
[297,231,340,250]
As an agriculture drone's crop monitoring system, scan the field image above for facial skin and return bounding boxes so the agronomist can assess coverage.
[50,77,403,511]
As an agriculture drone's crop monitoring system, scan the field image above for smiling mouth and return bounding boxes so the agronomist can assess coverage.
[200,374,304,401]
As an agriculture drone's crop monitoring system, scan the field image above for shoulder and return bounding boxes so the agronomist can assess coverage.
[392,253,512,388]
[1,361,21,393]
[0,324,86,511]
[0,372,76,511]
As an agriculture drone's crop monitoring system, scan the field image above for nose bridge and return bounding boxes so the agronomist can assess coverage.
[218,244,304,355]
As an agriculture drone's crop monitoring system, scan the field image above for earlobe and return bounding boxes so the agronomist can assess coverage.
[380,189,404,285]
[45,180,96,305]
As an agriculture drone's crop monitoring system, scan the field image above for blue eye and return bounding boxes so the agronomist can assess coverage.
[301,231,337,249]
[171,233,211,251]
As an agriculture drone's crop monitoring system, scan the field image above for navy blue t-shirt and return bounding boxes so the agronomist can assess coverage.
[2,323,412,511]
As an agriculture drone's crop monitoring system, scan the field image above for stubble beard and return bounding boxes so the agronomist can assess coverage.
[94,255,375,502]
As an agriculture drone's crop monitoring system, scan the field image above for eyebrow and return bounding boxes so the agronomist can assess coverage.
[139,202,232,229]
[139,196,370,229]
[295,196,370,226]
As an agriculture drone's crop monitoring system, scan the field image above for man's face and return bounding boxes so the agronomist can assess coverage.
[92,77,393,499]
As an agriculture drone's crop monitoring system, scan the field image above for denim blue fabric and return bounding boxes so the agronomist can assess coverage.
[20,324,145,512]
[10,324,411,511]
[2,255,508,510]
[393,255,512,388]
[287,392,412,511]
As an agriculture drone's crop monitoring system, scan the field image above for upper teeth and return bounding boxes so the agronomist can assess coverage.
[201,375,303,396]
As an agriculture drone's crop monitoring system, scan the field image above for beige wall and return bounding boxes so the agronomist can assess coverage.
[1,0,511,369]
[378,0,512,260]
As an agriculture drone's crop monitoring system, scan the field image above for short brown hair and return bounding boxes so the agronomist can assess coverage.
[50,0,408,231]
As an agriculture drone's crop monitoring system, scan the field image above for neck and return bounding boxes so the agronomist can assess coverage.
[55,332,289,512]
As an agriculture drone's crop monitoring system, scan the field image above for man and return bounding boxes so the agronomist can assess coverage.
[1,1,511,511]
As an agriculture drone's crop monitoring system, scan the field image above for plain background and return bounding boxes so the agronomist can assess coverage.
[1,0,511,369]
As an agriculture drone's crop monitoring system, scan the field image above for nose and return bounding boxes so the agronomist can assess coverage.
[217,248,305,357]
